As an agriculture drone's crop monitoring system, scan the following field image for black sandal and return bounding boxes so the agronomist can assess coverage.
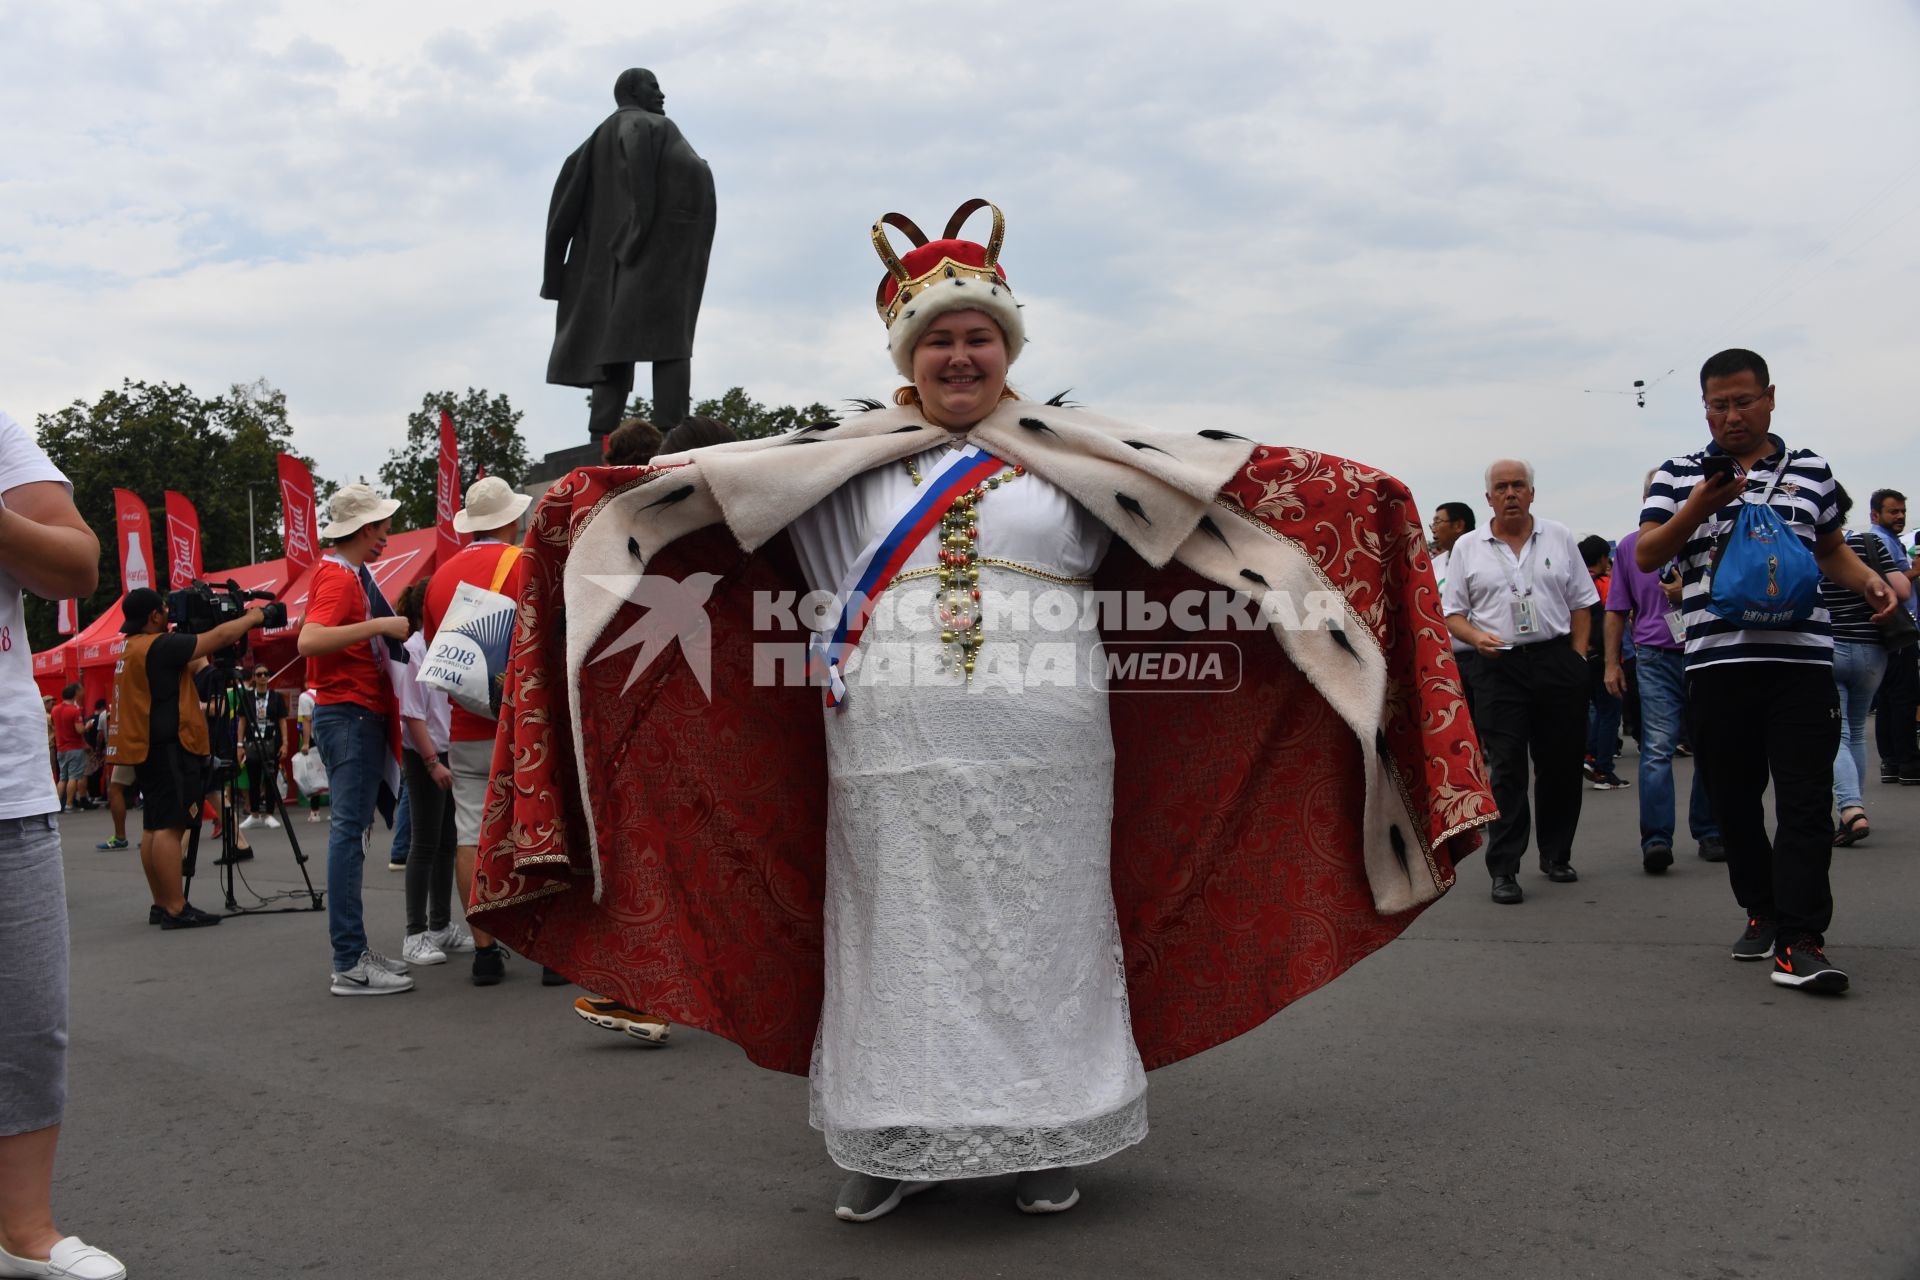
[1833,811,1869,846]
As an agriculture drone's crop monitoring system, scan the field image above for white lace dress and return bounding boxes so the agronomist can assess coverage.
[785,441,1150,1180]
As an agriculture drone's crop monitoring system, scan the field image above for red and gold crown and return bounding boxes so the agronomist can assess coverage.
[872,198,1025,377]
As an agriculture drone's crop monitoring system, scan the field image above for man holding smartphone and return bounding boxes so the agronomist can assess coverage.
[1636,349,1895,994]
[1444,458,1599,905]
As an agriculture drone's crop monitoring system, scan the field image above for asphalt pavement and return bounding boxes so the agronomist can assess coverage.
[41,744,1920,1280]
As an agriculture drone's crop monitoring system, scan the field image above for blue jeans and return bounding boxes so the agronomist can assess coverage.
[1832,640,1887,812]
[1634,646,1717,850]
[313,702,386,971]
[1587,672,1622,772]
[387,777,411,865]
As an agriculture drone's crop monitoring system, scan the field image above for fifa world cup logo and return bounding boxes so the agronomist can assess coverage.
[1766,554,1780,597]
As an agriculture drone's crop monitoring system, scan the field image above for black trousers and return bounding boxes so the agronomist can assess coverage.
[402,750,458,936]
[1461,638,1589,877]
[1687,661,1840,939]
[1872,643,1918,774]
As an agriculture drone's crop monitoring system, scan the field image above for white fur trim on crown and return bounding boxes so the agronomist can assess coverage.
[885,275,1026,377]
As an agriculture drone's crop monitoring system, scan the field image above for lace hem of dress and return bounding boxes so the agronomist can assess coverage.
[816,1091,1149,1180]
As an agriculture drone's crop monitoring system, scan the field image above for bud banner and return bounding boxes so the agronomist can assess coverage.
[277,453,318,579]
[112,488,154,594]
[162,490,203,589]
[436,408,466,566]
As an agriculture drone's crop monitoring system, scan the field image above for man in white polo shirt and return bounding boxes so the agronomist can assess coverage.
[1443,459,1597,905]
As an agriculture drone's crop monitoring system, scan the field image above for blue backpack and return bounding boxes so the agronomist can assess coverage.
[1705,452,1822,627]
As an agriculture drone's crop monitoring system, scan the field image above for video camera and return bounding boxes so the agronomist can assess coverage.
[167,579,288,636]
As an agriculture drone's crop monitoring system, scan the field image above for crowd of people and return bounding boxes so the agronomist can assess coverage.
[1,229,1912,1266]
[1437,347,1911,995]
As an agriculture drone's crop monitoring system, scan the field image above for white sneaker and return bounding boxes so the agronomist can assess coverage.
[364,949,409,975]
[238,815,261,830]
[307,809,322,823]
[0,1235,127,1279]
[330,952,415,997]
[429,921,476,954]
[264,814,282,829]
[402,931,448,966]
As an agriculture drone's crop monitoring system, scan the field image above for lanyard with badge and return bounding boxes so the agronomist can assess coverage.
[1660,559,1687,645]
[1500,534,1540,638]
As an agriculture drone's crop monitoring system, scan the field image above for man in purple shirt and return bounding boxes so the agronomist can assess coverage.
[1604,524,1721,872]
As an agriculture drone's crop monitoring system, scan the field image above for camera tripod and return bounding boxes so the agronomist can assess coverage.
[181,664,324,915]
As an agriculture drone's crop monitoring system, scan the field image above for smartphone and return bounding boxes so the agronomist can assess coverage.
[1699,455,1737,483]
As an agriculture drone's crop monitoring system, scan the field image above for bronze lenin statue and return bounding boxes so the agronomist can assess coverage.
[543,69,717,437]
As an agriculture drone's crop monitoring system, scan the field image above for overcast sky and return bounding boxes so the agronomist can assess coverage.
[3,0,1916,544]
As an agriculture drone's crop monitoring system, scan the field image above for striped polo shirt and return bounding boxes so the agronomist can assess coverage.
[1639,434,1842,669]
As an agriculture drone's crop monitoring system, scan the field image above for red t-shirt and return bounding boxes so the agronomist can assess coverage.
[304,557,390,714]
[51,701,86,752]
[425,540,530,742]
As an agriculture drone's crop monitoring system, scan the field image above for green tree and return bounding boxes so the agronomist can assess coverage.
[622,386,838,442]
[379,389,531,530]
[28,378,320,651]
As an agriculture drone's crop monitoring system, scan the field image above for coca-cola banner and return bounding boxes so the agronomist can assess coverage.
[112,488,155,593]
[56,598,77,635]
[163,490,203,589]
[436,408,465,567]
[276,453,318,579]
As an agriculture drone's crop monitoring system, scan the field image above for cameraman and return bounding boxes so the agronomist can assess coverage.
[105,586,271,930]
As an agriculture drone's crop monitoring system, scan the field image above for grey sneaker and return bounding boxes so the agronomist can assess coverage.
[1015,1167,1081,1214]
[330,952,416,997]
[364,949,409,975]
[833,1174,932,1222]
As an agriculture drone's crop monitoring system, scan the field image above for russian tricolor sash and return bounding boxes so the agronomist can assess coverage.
[808,444,1005,708]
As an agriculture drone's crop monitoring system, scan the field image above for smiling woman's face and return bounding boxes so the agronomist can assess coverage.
[910,309,1008,430]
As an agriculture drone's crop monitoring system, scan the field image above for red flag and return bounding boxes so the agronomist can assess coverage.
[112,488,155,593]
[56,598,77,635]
[276,454,319,579]
[436,408,466,565]
[163,490,204,588]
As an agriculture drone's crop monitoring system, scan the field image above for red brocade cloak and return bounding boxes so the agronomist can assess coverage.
[470,404,1495,1076]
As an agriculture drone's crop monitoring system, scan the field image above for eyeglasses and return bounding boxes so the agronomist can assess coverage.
[1704,393,1769,418]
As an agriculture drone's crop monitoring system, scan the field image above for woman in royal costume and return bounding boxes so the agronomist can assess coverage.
[469,201,1494,1221]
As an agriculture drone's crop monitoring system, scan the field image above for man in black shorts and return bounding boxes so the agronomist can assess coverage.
[104,587,271,929]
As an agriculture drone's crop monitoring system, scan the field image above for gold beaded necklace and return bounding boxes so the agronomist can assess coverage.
[905,452,1024,676]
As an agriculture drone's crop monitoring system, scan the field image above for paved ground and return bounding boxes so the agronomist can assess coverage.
[40,744,1920,1280]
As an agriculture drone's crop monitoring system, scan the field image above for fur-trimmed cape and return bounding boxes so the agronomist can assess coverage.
[469,400,1494,1075]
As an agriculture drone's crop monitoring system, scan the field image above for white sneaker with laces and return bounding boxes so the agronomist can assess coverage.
[238,815,261,830]
[0,1235,128,1279]
[330,952,415,997]
[264,814,282,829]
[429,921,476,954]
[307,809,321,823]
[402,931,448,966]
[364,948,409,975]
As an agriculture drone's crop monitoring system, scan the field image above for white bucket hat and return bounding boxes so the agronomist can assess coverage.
[321,483,401,539]
[453,475,533,534]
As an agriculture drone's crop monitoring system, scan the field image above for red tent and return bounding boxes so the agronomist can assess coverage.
[36,529,443,702]
[31,638,81,701]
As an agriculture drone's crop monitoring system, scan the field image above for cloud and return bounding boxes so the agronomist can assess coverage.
[1,0,1916,544]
